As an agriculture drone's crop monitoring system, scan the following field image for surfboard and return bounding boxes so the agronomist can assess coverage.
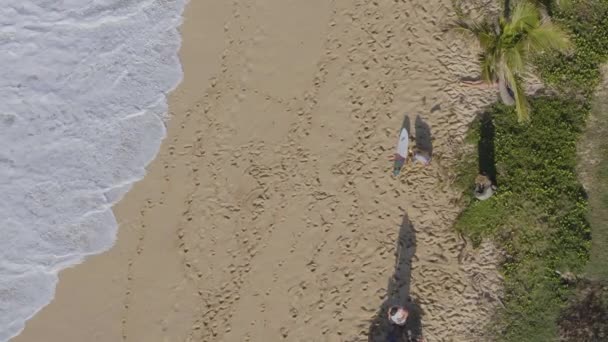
[393,127,409,176]
[396,127,409,159]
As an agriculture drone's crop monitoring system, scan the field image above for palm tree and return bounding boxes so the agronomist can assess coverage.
[455,1,570,121]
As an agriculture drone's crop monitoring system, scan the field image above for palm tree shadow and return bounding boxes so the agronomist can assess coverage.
[478,112,497,185]
[415,116,433,157]
[368,214,422,342]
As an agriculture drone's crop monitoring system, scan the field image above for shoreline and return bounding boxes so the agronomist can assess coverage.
[15,1,502,341]
[13,1,229,340]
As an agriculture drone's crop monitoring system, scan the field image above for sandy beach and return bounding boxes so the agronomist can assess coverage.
[16,1,503,341]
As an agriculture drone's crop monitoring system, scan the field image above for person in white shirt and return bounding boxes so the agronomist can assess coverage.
[411,147,431,166]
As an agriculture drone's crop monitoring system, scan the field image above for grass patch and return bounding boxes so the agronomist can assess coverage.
[455,98,591,341]
[582,79,608,282]
[453,0,608,340]
[538,0,608,95]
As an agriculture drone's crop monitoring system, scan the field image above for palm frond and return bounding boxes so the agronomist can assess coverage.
[503,43,526,74]
[479,52,498,83]
[451,18,481,37]
[523,22,571,53]
[478,28,497,51]
[452,0,572,122]
[452,18,496,47]
[509,2,541,33]
[513,80,529,122]
[502,65,529,122]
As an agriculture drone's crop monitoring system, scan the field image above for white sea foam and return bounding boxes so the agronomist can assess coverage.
[0,0,188,340]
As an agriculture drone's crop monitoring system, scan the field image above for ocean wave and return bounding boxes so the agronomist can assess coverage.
[0,0,188,340]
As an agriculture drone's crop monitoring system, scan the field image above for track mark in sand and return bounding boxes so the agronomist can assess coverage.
[120,222,143,341]
[176,2,352,340]
[119,192,167,341]
[141,0,503,341]
[170,3,295,339]
[296,0,504,341]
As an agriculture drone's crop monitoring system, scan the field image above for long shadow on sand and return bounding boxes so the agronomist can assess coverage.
[368,214,422,342]
[401,114,411,134]
[415,115,433,158]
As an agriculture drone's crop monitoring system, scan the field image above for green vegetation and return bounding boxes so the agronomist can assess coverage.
[453,0,608,340]
[456,99,590,341]
[538,0,608,95]
[454,2,570,121]
[582,82,608,283]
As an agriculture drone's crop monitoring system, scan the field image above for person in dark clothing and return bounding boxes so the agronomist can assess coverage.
[386,305,425,342]
[388,306,409,325]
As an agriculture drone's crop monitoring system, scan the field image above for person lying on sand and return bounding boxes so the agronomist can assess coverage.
[388,146,431,172]
[410,147,431,166]
[389,132,431,172]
